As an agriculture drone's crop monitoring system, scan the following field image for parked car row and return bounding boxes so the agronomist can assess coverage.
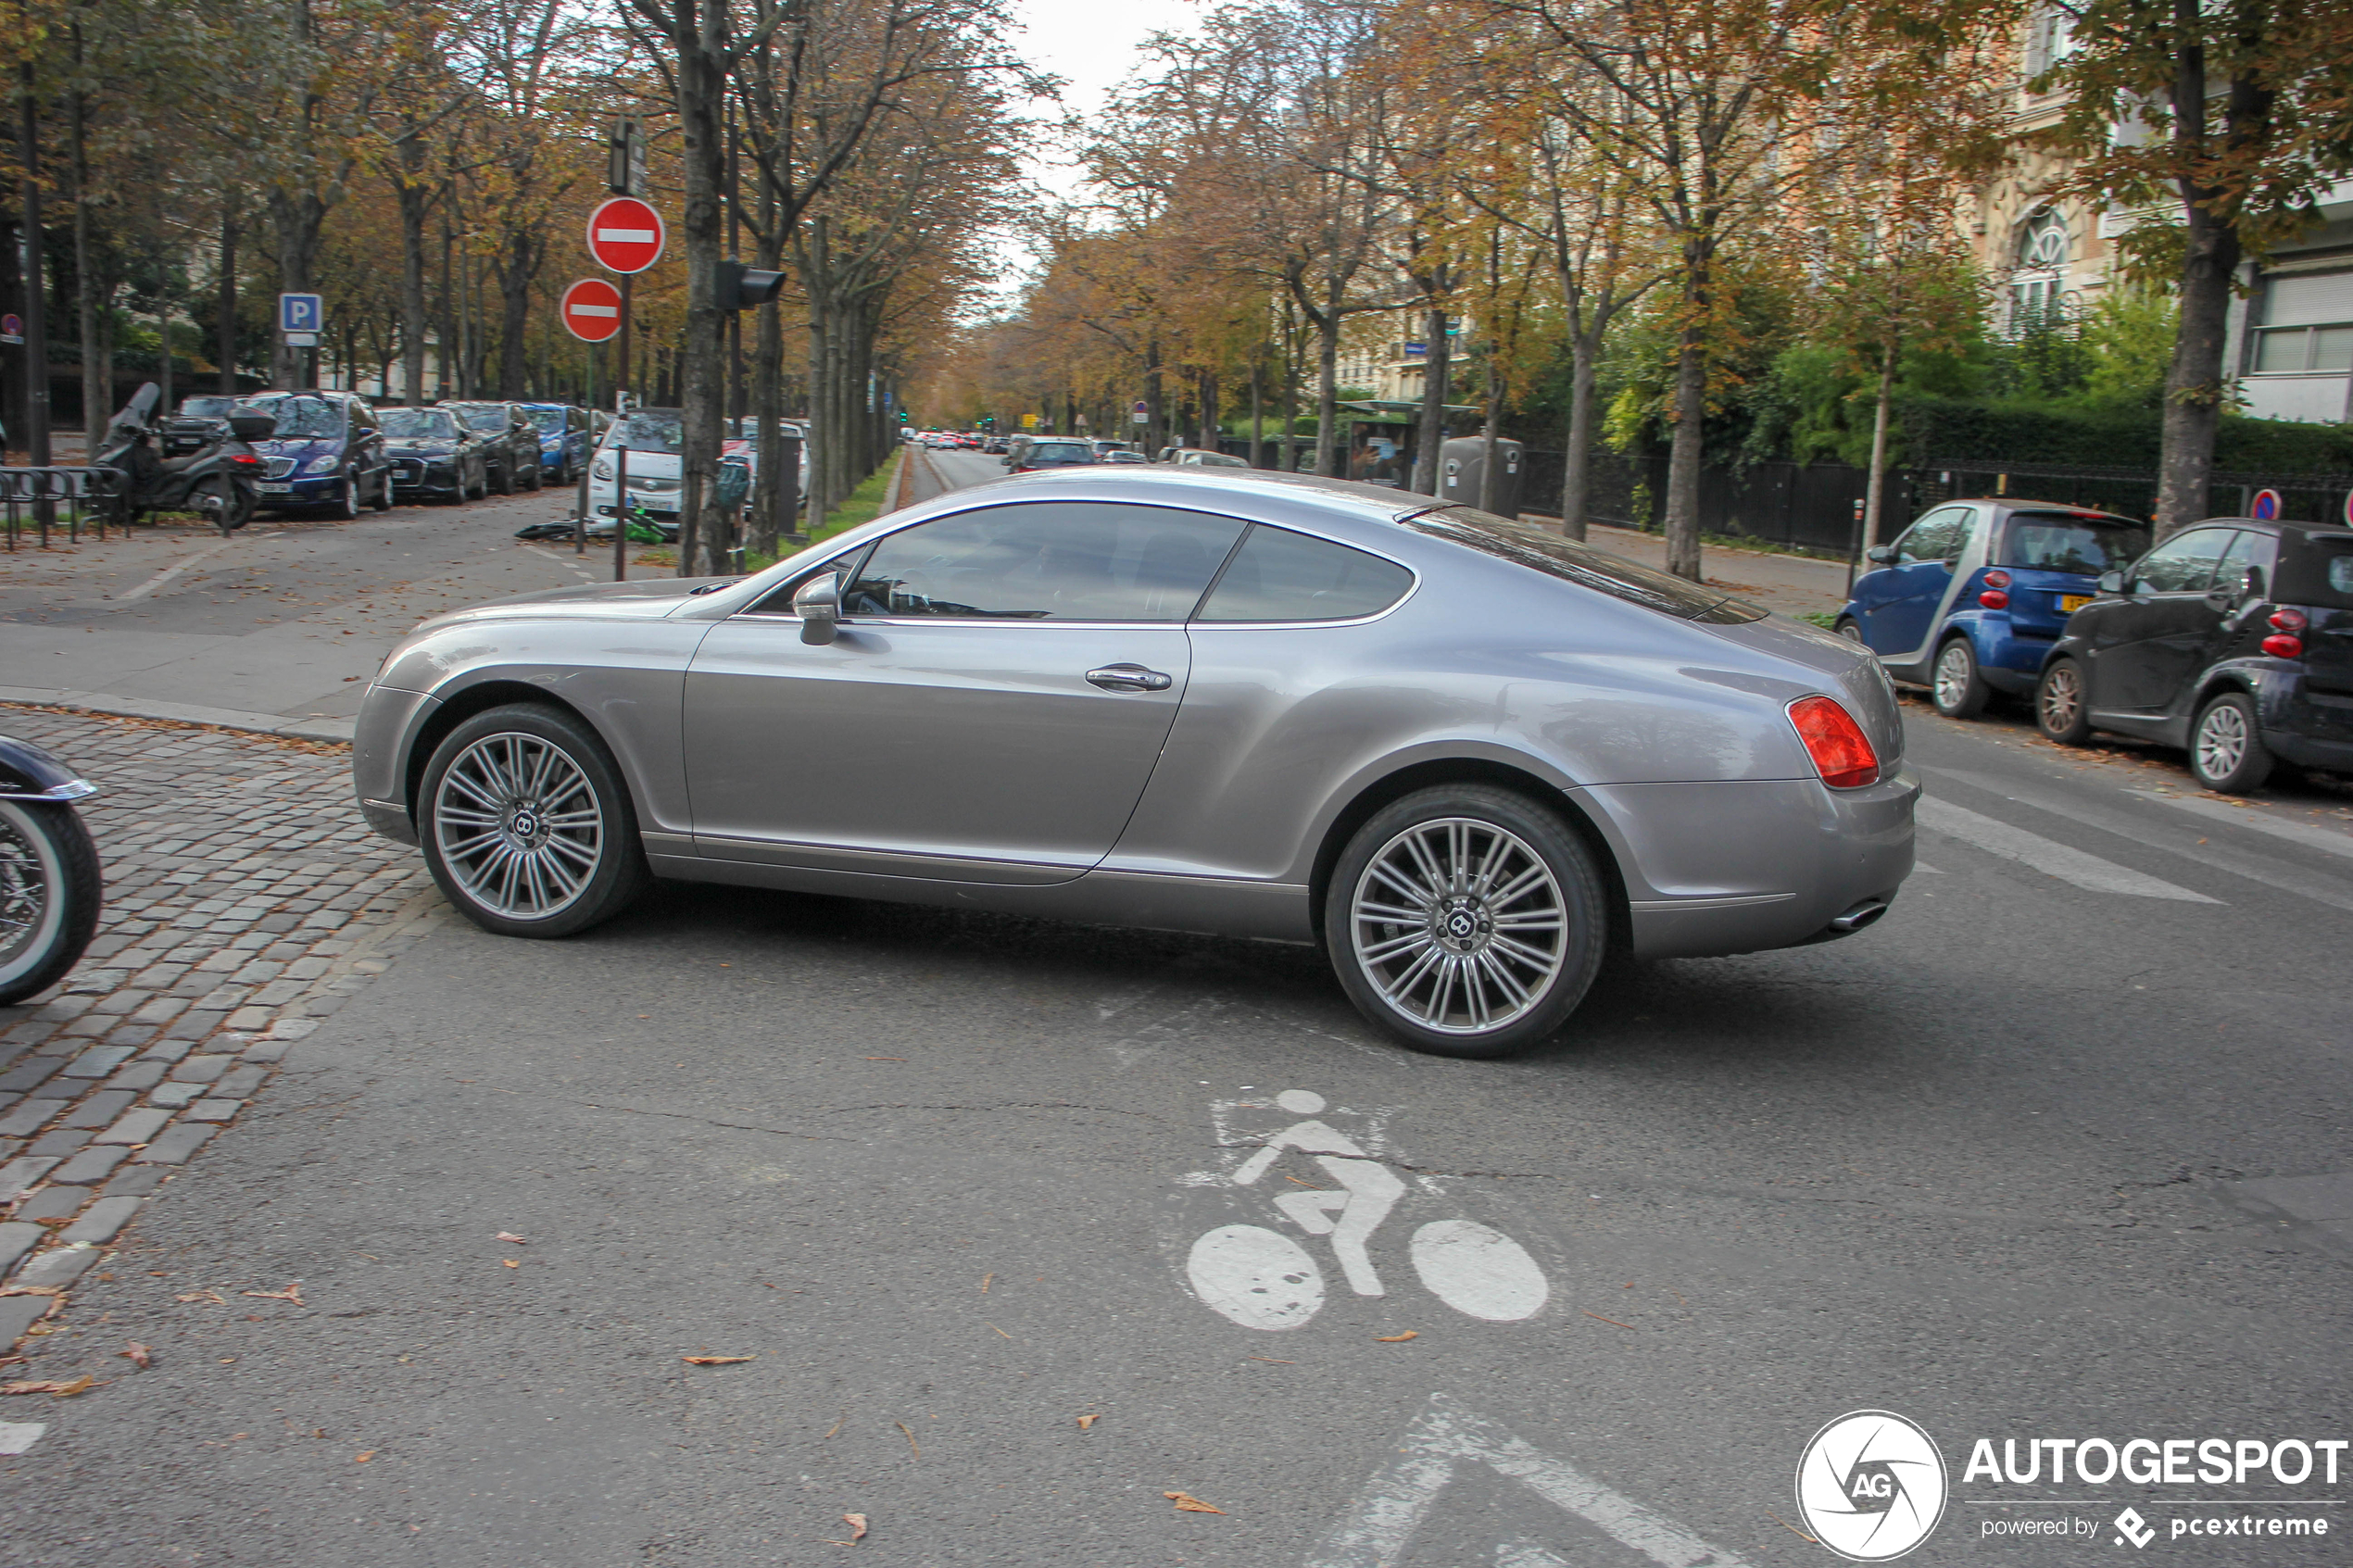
[1840,497,2353,794]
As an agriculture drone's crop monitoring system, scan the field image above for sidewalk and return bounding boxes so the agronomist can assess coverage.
[1541,520,1853,621]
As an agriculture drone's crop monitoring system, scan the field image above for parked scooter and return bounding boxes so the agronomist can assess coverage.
[0,734,101,1006]
[92,383,272,536]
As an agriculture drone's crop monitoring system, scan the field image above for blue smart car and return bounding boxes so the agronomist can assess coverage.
[1836,499,2149,718]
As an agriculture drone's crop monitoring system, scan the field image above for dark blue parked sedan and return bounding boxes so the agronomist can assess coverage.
[1836,498,2148,717]
[519,403,591,486]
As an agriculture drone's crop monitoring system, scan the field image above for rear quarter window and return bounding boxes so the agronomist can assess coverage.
[2004,512,2146,573]
[2276,532,2353,609]
[1196,525,1414,622]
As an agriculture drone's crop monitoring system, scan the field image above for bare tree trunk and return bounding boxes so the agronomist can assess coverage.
[496,230,535,399]
[1862,338,1898,545]
[1314,313,1340,477]
[1560,328,1599,540]
[673,14,728,577]
[1248,350,1263,468]
[2156,206,2240,538]
[1143,332,1163,457]
[1413,303,1448,495]
[1661,246,1709,580]
[69,68,98,432]
[217,205,237,394]
[397,136,432,405]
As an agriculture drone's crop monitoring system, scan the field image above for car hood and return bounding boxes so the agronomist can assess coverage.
[405,579,719,637]
[253,437,341,460]
[599,449,683,477]
[384,438,459,457]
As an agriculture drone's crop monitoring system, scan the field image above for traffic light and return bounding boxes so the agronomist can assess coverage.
[898,410,910,424]
[977,415,995,430]
[716,260,787,310]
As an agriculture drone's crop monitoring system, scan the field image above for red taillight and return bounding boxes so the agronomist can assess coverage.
[230,454,261,467]
[2270,608,2308,633]
[2262,633,2304,659]
[1982,570,2011,588]
[1787,696,1881,789]
[1978,590,2009,608]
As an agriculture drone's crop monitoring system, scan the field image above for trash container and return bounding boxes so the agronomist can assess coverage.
[1439,435,1523,517]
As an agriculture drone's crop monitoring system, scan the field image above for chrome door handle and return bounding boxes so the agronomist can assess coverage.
[1086,664,1174,693]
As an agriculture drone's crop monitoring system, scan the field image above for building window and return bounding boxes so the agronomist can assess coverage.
[2251,270,2353,373]
[2023,3,2074,78]
[2008,210,2070,332]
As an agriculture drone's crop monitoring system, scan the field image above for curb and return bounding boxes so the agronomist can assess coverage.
[0,687,355,745]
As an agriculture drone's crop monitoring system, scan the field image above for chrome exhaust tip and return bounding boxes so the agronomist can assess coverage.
[1827,898,1889,934]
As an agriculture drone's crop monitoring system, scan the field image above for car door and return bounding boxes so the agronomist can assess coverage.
[682,500,1248,883]
[1860,507,1971,656]
[2090,528,2238,713]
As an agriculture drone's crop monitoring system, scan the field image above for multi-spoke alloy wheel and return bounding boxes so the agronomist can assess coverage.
[1931,639,1990,719]
[2188,692,2271,795]
[420,705,648,937]
[1327,787,1604,1059]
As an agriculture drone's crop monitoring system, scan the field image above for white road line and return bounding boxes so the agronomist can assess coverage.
[1916,797,2220,902]
[116,540,235,603]
[2129,790,2353,861]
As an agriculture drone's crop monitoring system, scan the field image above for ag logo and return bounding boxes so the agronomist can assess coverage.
[1795,1410,1948,1561]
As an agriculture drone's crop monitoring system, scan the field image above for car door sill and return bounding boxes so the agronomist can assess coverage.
[689,832,1085,886]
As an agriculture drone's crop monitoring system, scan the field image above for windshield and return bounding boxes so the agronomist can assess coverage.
[526,408,566,433]
[606,410,685,453]
[1405,505,1768,623]
[380,408,459,440]
[1027,444,1092,464]
[446,404,510,433]
[2002,513,2148,574]
[254,395,344,439]
[176,395,239,420]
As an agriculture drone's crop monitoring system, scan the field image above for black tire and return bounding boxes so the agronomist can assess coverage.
[0,799,104,1007]
[2036,657,2095,746]
[492,458,514,496]
[1324,785,1607,1060]
[323,475,359,521]
[2187,690,2273,795]
[1930,636,1992,719]
[522,460,543,491]
[371,469,393,511]
[1833,617,1865,644]
[188,475,251,537]
[417,703,649,938]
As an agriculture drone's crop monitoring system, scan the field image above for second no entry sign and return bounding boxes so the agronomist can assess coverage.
[560,278,624,343]
[586,196,665,274]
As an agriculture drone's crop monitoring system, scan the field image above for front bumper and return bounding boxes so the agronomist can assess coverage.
[256,473,341,505]
[1567,769,1919,960]
[351,684,441,847]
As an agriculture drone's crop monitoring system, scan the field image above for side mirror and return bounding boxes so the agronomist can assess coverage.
[228,414,275,442]
[794,572,839,646]
[2098,570,2127,595]
[1864,545,1898,565]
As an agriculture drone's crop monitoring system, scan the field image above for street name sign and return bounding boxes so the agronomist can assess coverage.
[560,278,625,343]
[586,197,665,275]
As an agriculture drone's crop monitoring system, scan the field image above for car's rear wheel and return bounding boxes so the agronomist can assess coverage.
[1833,617,1864,644]
[493,460,513,495]
[2188,691,2272,795]
[1931,637,1992,719]
[2036,657,2095,746]
[371,469,393,511]
[419,704,649,938]
[1325,786,1606,1060]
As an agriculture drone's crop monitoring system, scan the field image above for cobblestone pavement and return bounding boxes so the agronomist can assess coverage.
[0,706,434,1377]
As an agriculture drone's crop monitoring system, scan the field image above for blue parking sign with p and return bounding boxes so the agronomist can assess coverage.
[279,293,323,333]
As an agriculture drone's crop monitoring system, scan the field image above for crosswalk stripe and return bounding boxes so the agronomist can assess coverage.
[1916,797,2221,902]
[2128,790,2353,861]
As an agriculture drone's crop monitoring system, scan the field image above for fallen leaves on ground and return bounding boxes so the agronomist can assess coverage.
[896,1421,920,1460]
[0,1286,61,1298]
[682,1355,754,1365]
[1076,1413,1099,1430]
[496,1232,527,1245]
[501,1260,520,1268]
[1164,1491,1225,1514]
[354,1450,375,1462]
[242,1283,305,1306]
[176,1288,227,1304]
[843,1513,868,1541]
[3,1375,95,1397]
[1374,1331,1418,1342]
[120,1343,152,1369]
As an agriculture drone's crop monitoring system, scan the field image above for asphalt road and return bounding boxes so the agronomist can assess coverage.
[5,456,2350,1567]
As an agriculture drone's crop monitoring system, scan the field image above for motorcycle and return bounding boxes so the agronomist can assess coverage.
[0,735,102,1007]
[92,383,272,536]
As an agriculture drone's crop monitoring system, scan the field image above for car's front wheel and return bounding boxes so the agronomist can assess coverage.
[2188,691,2273,795]
[1931,637,1992,719]
[1325,786,1606,1059]
[323,475,359,521]
[2036,657,2095,745]
[419,704,649,938]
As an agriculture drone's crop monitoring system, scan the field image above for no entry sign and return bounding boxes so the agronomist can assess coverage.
[560,278,624,343]
[585,196,665,274]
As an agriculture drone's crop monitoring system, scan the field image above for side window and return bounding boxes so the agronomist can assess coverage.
[1194,525,1416,622]
[2133,530,2233,594]
[2210,531,2266,600]
[841,503,1246,621]
[1896,508,1969,563]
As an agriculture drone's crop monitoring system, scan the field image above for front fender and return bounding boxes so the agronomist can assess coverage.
[0,734,95,800]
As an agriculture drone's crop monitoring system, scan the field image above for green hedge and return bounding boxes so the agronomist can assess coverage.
[1898,397,2353,474]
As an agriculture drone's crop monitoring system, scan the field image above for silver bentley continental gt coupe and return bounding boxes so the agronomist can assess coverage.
[352,469,1917,1058]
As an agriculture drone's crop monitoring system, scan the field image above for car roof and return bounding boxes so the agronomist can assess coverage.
[1948,497,2144,523]
[2189,515,2353,539]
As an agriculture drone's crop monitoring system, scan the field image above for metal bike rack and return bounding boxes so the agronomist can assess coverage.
[0,466,129,549]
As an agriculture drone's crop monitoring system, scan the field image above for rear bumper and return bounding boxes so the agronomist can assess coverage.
[1567,769,1919,960]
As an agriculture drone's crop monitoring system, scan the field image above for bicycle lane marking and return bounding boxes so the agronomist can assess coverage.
[113,539,238,603]
[1306,1393,1755,1568]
